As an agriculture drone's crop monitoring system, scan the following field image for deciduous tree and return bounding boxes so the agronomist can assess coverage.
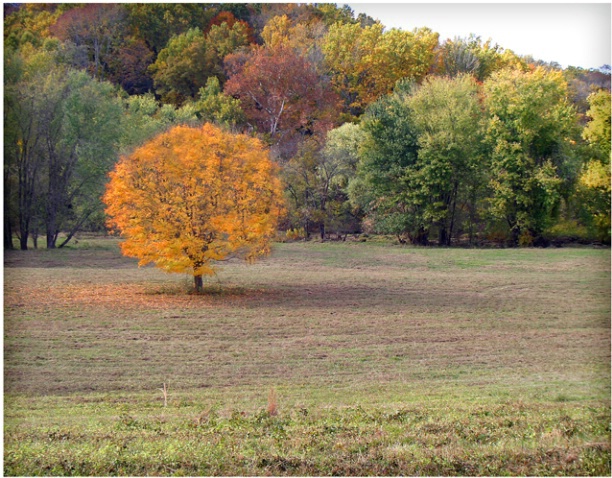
[119,93,198,153]
[207,10,256,44]
[50,3,128,80]
[351,82,427,243]
[149,23,250,105]
[407,74,486,245]
[106,37,154,95]
[322,22,438,118]
[191,76,245,129]
[352,76,486,245]
[283,130,361,240]
[148,27,209,105]
[103,124,285,292]
[579,89,611,241]
[224,45,340,159]
[4,3,71,50]
[261,14,293,49]
[483,67,577,245]
[4,49,124,249]
[4,48,42,249]
[125,3,218,54]
[434,35,523,81]
[260,14,328,71]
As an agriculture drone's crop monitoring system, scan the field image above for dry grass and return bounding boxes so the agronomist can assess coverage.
[5,240,610,399]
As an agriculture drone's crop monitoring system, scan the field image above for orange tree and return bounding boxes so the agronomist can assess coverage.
[103,123,284,291]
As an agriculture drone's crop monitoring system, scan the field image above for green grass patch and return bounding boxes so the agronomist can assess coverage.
[4,393,610,476]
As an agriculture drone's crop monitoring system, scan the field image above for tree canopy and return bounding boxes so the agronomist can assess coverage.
[224,44,339,159]
[103,124,284,291]
[483,67,577,245]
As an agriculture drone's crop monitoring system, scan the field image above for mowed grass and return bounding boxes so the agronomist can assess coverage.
[4,238,611,475]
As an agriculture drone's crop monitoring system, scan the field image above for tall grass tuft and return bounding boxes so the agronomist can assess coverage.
[159,382,168,407]
[267,387,278,416]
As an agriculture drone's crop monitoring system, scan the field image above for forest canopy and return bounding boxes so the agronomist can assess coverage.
[4,3,611,250]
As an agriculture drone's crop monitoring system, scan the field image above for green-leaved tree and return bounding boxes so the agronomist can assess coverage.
[483,67,578,245]
[579,89,611,242]
[4,48,123,249]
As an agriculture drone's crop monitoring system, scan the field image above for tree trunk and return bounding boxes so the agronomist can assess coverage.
[438,227,448,247]
[447,183,459,246]
[510,225,520,247]
[45,168,62,249]
[413,227,429,246]
[19,231,28,251]
[18,158,34,251]
[467,185,477,247]
[507,212,520,247]
[4,171,14,250]
[319,223,325,241]
[46,228,57,249]
[4,220,14,250]
[58,210,93,248]
[194,274,203,293]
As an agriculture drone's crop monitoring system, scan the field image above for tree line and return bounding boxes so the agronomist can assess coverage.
[4,3,611,250]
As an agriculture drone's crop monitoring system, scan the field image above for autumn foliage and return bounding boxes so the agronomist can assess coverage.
[103,124,284,291]
[224,45,340,158]
[5,3,610,250]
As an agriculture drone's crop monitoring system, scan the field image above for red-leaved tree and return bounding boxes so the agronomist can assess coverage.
[207,10,256,43]
[50,3,128,80]
[224,45,340,160]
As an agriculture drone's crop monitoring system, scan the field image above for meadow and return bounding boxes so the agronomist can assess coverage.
[4,237,611,476]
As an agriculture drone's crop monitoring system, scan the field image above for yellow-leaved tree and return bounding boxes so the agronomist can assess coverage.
[103,123,284,291]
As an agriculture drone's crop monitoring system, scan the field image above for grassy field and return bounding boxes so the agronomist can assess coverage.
[4,238,611,475]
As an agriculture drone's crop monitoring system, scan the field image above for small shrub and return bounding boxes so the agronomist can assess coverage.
[285,228,306,241]
[519,231,534,247]
[485,229,509,245]
[544,220,593,243]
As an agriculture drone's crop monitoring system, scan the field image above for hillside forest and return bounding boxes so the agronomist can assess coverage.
[4,3,611,250]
